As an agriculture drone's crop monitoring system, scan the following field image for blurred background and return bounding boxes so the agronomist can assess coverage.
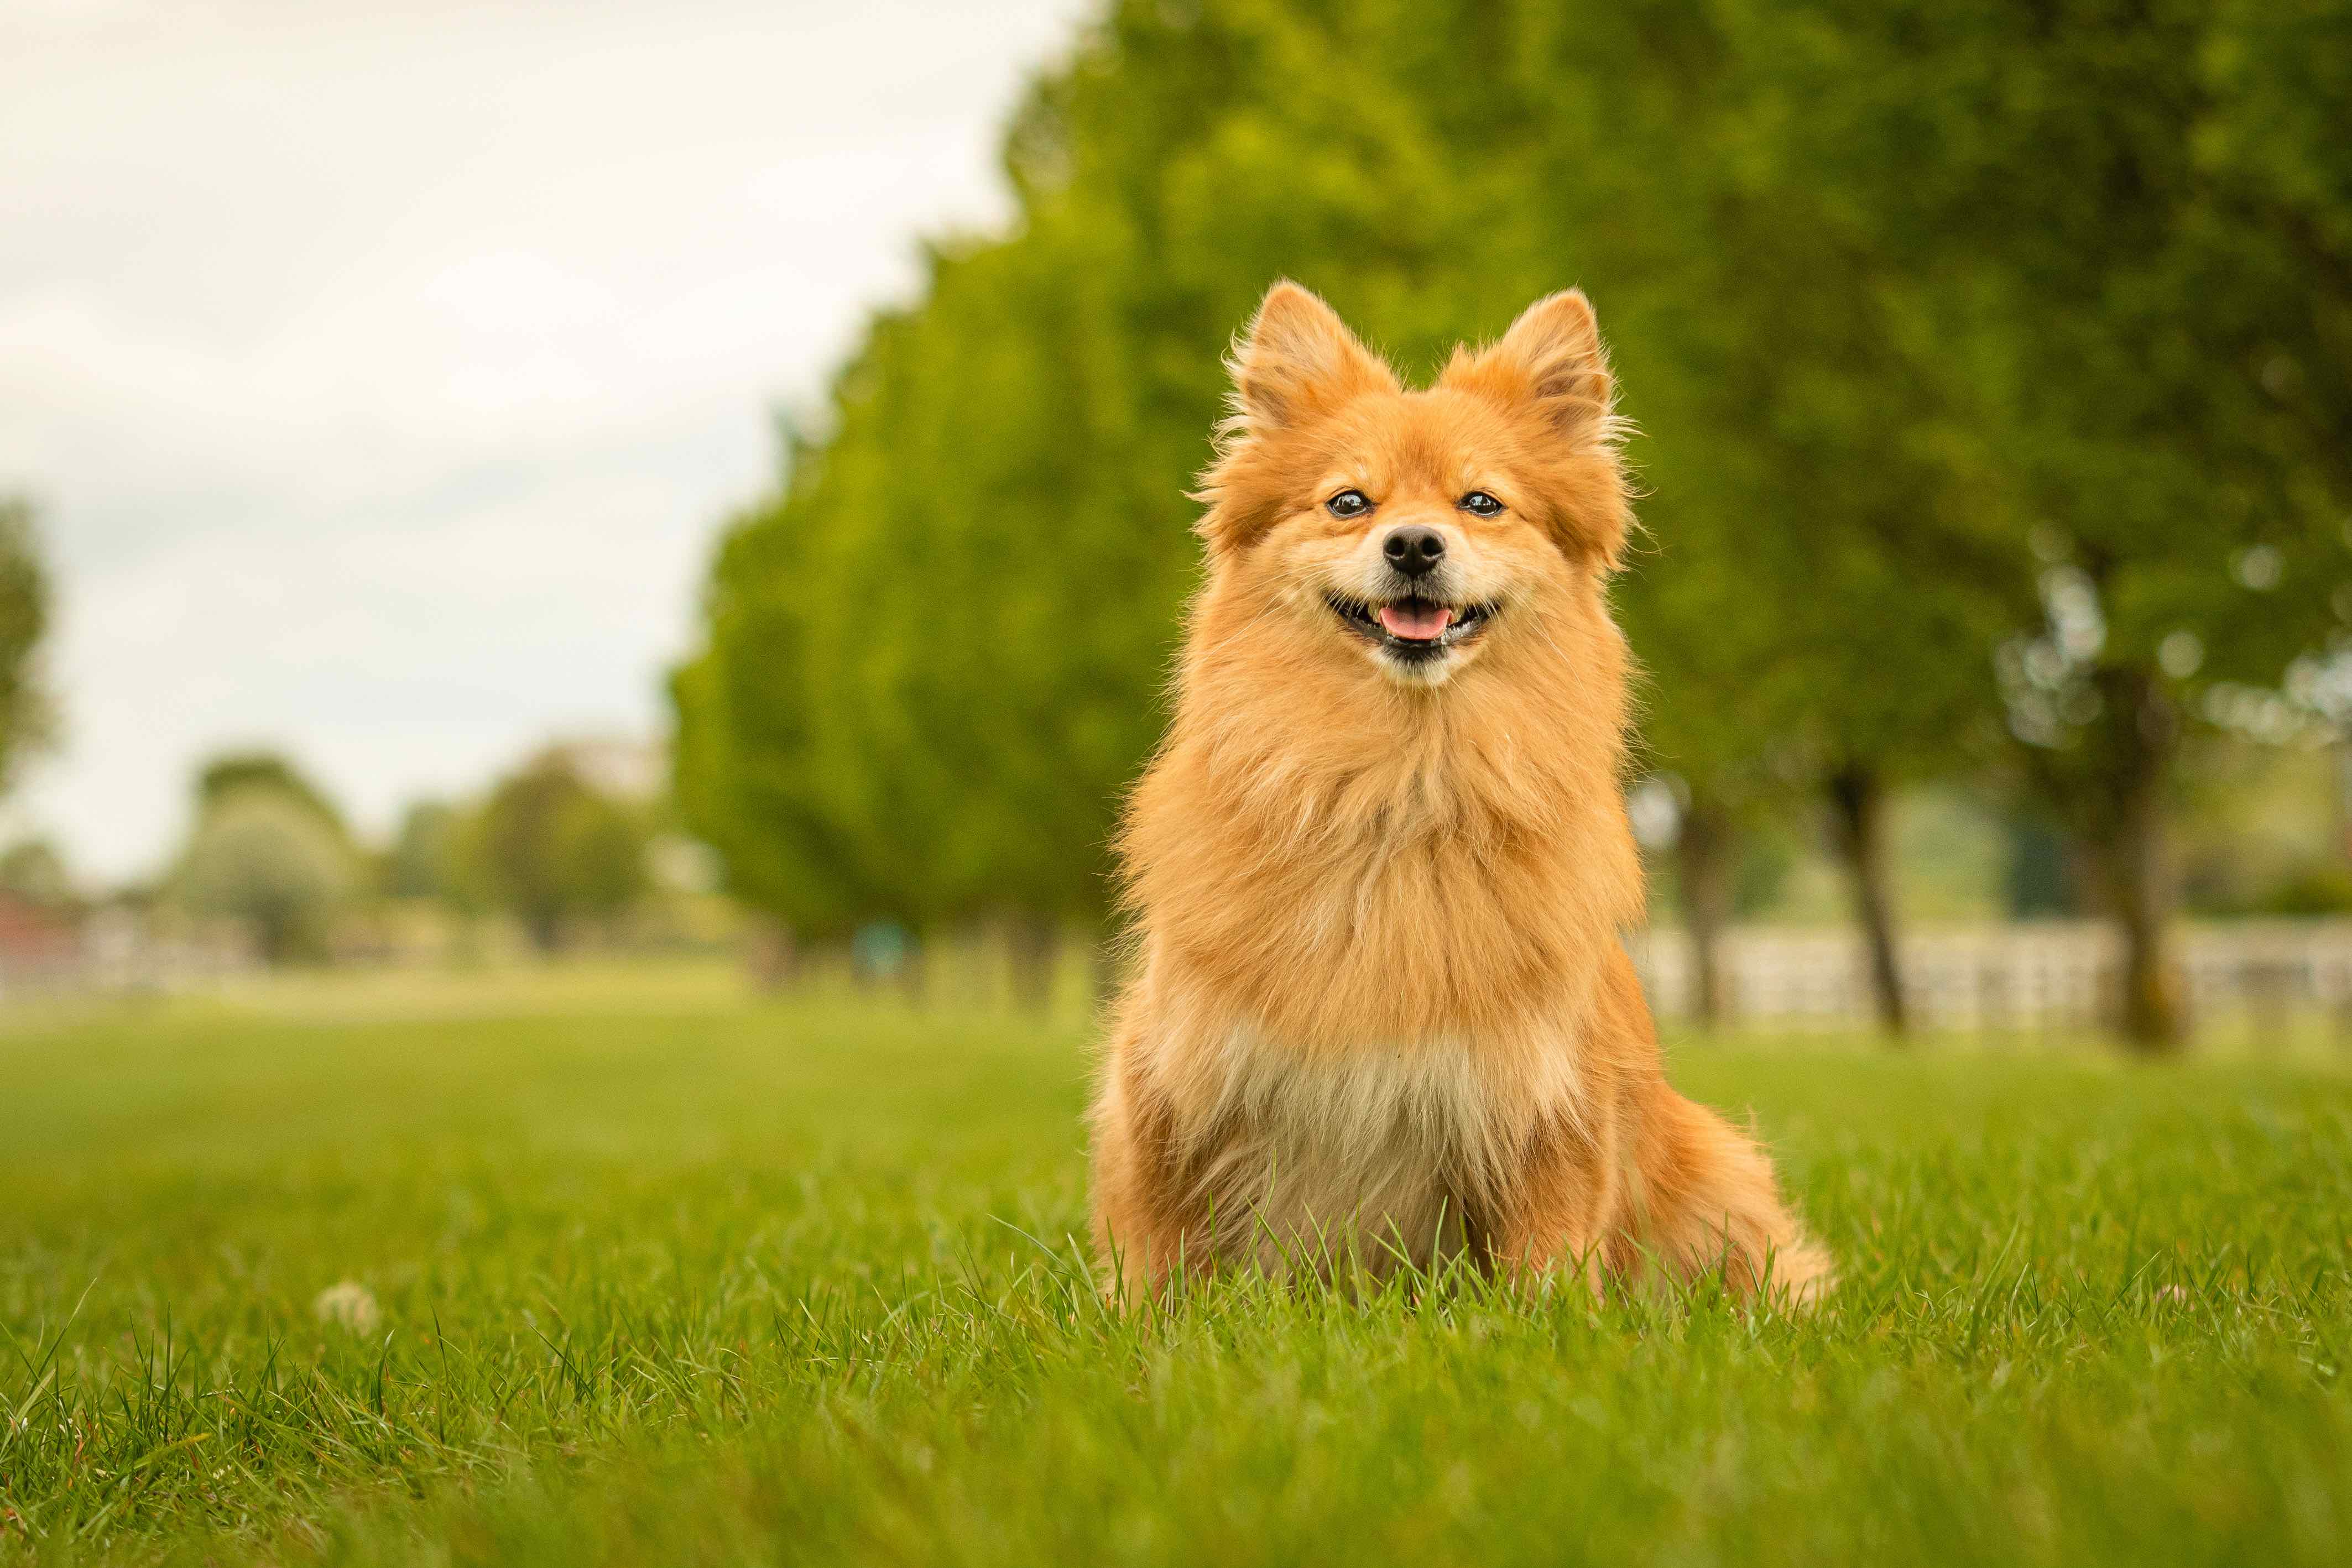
[3,0,2347,1053]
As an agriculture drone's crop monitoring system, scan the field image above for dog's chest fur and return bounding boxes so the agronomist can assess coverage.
[1177,1023,1537,1276]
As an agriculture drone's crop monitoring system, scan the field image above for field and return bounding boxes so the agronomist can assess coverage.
[2,963,2348,1565]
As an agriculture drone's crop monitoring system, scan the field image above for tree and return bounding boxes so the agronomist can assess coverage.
[1582,3,2033,1037]
[384,799,460,902]
[0,497,56,791]
[1818,0,2352,1047]
[466,752,648,951]
[176,754,358,963]
[197,752,351,842]
[180,788,355,963]
[0,838,74,909]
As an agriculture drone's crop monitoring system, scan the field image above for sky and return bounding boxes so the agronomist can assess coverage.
[0,0,1091,884]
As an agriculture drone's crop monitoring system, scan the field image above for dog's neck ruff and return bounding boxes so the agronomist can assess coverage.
[1121,625,1644,1054]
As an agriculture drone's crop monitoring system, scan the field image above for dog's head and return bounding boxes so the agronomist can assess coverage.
[1192,282,1630,690]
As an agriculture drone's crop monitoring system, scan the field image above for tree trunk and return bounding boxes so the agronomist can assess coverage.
[1005,912,1059,1012]
[1676,799,1738,1029]
[1826,764,1908,1038]
[256,908,293,968]
[2092,667,2188,1051]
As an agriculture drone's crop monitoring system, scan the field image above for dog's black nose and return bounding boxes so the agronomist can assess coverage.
[1383,525,1446,578]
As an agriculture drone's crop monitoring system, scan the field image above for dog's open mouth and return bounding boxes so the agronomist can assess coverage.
[1326,593,1496,657]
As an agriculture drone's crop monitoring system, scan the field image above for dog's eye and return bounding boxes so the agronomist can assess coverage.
[1459,491,1504,517]
[1325,489,1373,519]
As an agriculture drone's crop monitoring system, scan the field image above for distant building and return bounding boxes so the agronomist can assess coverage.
[0,891,80,991]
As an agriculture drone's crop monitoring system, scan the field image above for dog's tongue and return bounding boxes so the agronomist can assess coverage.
[1378,602,1454,641]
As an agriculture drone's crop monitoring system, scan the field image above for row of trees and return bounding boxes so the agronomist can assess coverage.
[0,492,667,965]
[674,0,2352,1047]
[174,747,656,963]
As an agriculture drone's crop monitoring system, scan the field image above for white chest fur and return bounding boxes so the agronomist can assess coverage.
[1171,1023,1552,1276]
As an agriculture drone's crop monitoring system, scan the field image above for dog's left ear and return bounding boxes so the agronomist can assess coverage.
[1472,290,1616,446]
[1447,290,1630,566]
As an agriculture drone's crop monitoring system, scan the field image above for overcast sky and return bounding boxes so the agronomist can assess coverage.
[1,0,1090,883]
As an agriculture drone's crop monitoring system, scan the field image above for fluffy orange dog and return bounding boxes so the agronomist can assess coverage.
[1089,282,1830,1305]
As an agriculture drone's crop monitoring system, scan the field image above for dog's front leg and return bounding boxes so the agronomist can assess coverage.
[1087,1045,1214,1308]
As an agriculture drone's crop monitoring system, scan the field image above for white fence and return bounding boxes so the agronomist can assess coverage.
[0,907,253,1001]
[15,907,2352,1038]
[1626,920,2352,1034]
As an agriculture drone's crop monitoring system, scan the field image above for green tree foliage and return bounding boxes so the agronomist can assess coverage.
[465,752,649,952]
[179,789,356,964]
[175,753,359,964]
[384,799,461,902]
[1812,0,2352,1046]
[197,752,352,845]
[0,837,75,910]
[1509,5,2033,1031]
[0,496,56,791]
[676,0,2350,1047]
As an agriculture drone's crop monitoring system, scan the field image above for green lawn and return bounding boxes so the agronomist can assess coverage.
[2,966,2348,1565]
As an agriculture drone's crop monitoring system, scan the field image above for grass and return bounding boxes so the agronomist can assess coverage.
[2,962,2348,1565]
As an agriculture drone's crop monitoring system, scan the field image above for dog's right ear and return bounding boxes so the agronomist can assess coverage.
[1196,283,1397,552]
[1226,280,1398,435]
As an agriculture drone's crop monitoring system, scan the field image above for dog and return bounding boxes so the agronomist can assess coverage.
[1088,281,1831,1305]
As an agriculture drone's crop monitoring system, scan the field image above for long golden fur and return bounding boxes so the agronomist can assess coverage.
[1088,281,1831,1304]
